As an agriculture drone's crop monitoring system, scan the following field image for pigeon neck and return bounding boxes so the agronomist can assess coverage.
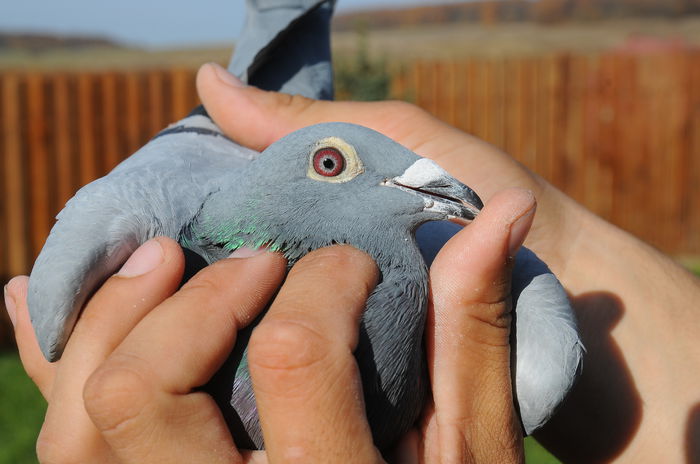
[356,248,429,449]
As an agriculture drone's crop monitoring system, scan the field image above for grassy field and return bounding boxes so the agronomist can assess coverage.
[2,17,700,70]
[0,352,46,464]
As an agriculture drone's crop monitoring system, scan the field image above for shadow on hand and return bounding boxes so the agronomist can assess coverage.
[687,404,700,464]
[535,291,643,463]
[1,273,15,349]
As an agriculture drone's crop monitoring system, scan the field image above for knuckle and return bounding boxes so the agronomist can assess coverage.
[248,319,329,373]
[36,430,69,464]
[83,356,152,435]
[6,275,28,296]
[263,90,316,119]
[465,300,512,330]
[279,92,316,115]
[180,269,225,296]
[36,425,91,464]
[293,246,377,286]
[384,100,426,119]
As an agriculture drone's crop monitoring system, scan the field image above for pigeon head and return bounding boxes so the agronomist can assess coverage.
[192,122,483,262]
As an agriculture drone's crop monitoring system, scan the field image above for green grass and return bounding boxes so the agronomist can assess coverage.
[0,351,45,464]
[525,438,561,463]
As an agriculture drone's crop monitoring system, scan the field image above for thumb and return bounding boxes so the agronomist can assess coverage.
[195,62,427,152]
[427,188,535,463]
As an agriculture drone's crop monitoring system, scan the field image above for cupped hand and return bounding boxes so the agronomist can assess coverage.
[6,188,531,463]
[8,238,288,463]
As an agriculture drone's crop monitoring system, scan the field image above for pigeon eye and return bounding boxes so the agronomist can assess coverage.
[307,137,364,184]
[313,148,345,177]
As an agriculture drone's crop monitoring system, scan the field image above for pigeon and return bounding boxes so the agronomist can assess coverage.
[27,0,583,453]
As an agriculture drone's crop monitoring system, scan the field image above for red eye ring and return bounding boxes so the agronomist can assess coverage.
[313,147,345,177]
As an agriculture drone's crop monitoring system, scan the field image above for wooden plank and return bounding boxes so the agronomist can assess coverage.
[466,59,478,134]
[171,68,193,121]
[77,72,97,185]
[491,58,506,151]
[100,72,121,173]
[0,74,6,278]
[689,50,700,253]
[124,71,143,154]
[625,54,646,240]
[445,61,457,126]
[433,62,446,122]
[1,73,29,275]
[581,55,602,217]
[481,60,493,143]
[147,70,166,137]
[454,61,469,133]
[52,73,76,210]
[520,58,537,169]
[412,61,424,110]
[535,57,550,179]
[549,54,569,191]
[510,58,526,163]
[563,55,586,203]
[668,53,691,252]
[428,62,439,118]
[26,73,52,258]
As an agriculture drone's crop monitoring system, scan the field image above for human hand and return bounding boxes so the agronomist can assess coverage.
[6,187,531,462]
[8,237,288,463]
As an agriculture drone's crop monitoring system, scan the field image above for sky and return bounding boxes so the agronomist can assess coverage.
[0,0,458,48]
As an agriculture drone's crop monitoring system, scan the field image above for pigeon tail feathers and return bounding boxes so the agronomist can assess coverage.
[229,0,336,100]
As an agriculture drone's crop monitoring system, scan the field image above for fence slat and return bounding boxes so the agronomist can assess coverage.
[52,74,76,211]
[2,73,29,275]
[26,73,52,257]
[77,73,98,185]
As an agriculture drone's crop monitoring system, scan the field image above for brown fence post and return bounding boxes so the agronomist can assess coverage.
[1,73,29,276]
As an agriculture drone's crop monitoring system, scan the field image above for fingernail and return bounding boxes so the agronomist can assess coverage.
[117,239,164,277]
[228,247,266,259]
[508,207,535,257]
[210,62,245,88]
[3,285,16,327]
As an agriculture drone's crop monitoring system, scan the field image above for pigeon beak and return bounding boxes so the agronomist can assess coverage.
[383,158,484,220]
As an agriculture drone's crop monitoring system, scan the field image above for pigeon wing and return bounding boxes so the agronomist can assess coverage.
[28,0,337,361]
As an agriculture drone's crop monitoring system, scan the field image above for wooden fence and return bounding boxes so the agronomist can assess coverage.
[0,69,199,280]
[392,52,700,254]
[1,53,699,338]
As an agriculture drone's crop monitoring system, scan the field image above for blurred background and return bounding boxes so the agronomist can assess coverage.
[1,0,699,462]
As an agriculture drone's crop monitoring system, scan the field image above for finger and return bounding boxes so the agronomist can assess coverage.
[197,62,443,153]
[248,245,383,463]
[6,275,56,398]
[38,237,185,463]
[427,188,535,463]
[83,251,286,464]
[241,450,269,464]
